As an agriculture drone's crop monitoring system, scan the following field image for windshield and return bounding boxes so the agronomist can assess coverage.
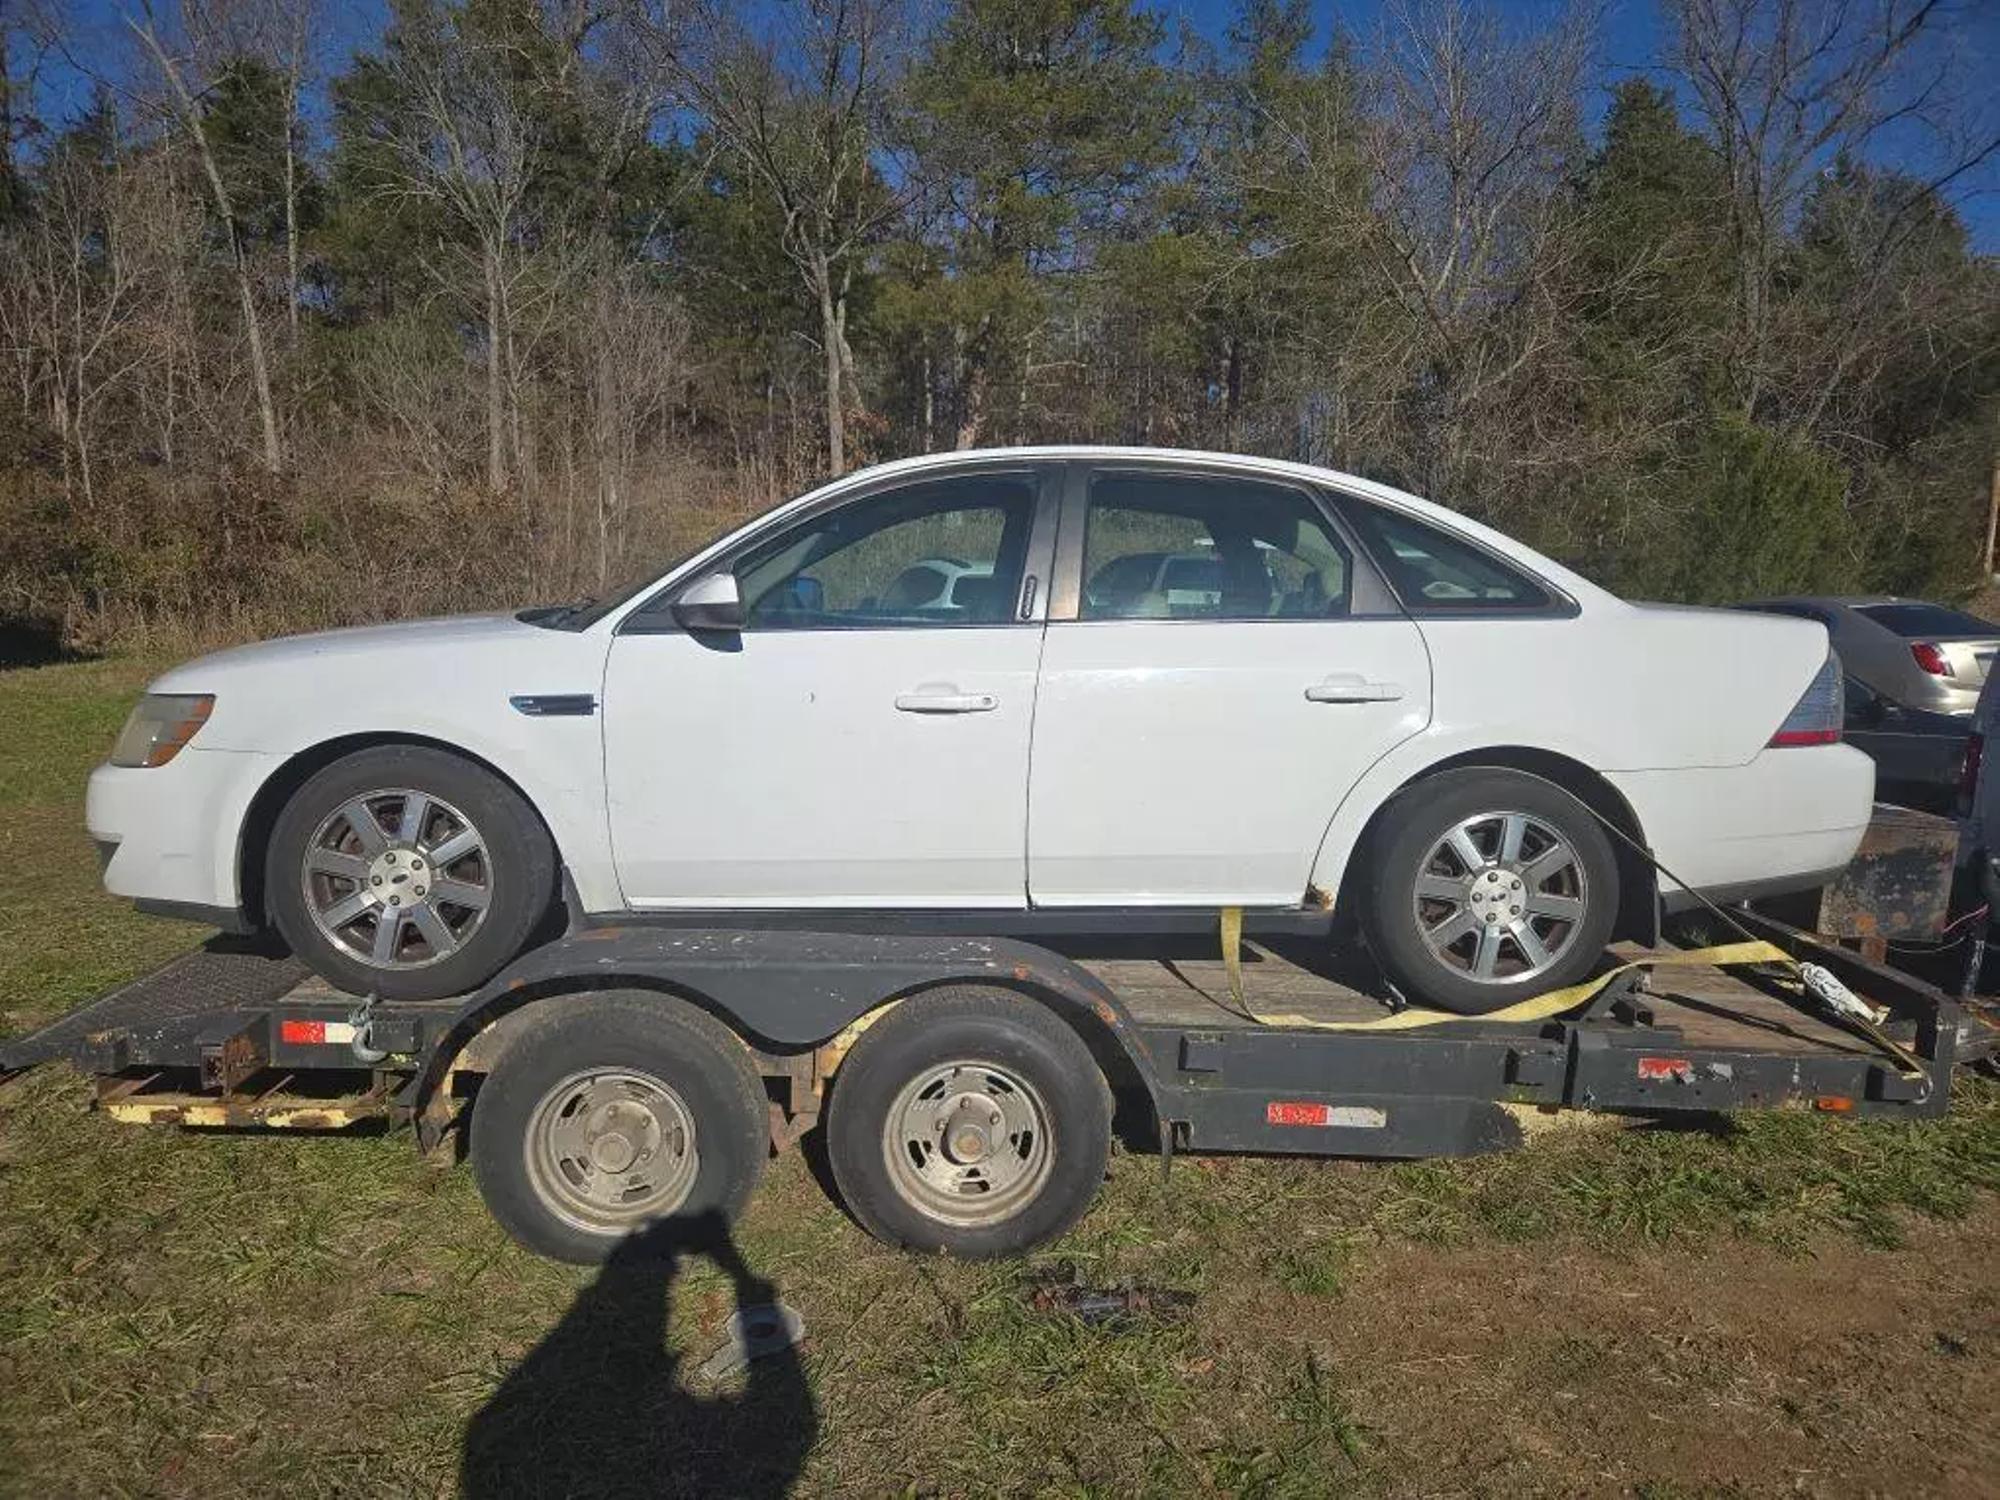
[518,515,749,631]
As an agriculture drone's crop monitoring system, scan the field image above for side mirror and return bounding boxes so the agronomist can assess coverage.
[672,570,745,631]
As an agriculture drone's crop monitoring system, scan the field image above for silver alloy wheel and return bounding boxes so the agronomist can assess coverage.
[524,1068,701,1233]
[1411,809,1589,985]
[882,1060,1055,1227]
[302,788,493,970]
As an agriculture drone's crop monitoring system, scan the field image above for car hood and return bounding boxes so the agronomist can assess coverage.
[148,612,608,755]
[154,613,544,687]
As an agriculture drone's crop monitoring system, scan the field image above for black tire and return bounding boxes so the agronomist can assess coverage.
[1360,768,1621,1016]
[825,988,1112,1257]
[266,745,556,1000]
[469,993,769,1264]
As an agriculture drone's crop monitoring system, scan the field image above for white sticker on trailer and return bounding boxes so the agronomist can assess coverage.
[1265,1101,1389,1129]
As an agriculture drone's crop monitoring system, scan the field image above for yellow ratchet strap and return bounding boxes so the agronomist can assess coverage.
[1216,906,1792,1032]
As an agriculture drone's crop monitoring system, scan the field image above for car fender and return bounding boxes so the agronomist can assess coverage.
[1306,725,1634,907]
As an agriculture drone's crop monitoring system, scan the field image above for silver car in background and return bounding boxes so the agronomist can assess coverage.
[1743,596,2000,716]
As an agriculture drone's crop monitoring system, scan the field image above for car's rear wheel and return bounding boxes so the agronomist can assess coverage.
[1360,768,1620,1016]
[266,745,556,1000]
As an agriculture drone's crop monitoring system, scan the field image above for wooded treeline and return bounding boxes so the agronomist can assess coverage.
[2,0,1996,646]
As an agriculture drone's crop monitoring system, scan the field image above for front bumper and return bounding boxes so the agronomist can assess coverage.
[87,748,286,921]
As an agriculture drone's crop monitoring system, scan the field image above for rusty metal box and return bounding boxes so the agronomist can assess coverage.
[1813,803,1958,941]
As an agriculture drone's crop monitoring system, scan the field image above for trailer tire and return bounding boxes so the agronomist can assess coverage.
[469,994,768,1264]
[825,988,1111,1257]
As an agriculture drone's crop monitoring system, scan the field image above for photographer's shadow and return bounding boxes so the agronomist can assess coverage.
[461,1211,816,1498]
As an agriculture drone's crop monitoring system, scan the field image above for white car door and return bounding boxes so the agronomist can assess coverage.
[602,466,1056,908]
[1027,462,1432,907]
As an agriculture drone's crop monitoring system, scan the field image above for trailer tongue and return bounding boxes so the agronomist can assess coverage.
[1,906,1990,1263]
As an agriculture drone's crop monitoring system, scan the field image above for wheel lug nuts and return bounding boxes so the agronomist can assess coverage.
[371,875,382,886]
[389,895,401,906]
[415,885,427,896]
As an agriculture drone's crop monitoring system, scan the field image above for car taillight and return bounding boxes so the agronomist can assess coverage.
[1911,641,1953,676]
[1768,655,1843,747]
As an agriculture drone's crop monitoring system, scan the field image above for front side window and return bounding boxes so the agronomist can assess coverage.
[732,474,1037,630]
[1078,471,1353,622]
[1341,500,1552,612]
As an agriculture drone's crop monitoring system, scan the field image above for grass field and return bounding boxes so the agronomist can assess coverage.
[1,657,1997,1497]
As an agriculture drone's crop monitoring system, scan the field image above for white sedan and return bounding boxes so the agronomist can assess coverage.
[88,447,1872,1013]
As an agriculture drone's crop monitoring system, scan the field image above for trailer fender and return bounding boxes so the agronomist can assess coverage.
[401,927,1173,1142]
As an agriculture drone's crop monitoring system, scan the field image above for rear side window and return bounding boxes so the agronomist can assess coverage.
[1854,602,1998,638]
[1341,500,1552,613]
[1079,471,1353,621]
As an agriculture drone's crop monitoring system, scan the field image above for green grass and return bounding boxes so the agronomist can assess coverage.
[0,656,1995,1496]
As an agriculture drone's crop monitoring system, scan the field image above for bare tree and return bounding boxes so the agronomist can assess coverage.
[575,256,689,586]
[1344,0,1595,495]
[125,1,285,472]
[0,127,144,506]
[639,0,910,474]
[1668,0,2000,414]
[362,5,540,494]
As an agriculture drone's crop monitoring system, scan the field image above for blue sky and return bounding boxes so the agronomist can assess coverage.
[24,0,2000,250]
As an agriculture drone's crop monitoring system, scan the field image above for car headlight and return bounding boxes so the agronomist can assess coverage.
[109,694,214,768]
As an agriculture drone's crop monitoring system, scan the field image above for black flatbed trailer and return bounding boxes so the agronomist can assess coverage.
[2,909,1991,1261]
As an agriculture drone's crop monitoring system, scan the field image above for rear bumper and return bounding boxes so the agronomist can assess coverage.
[1607,745,1875,901]
[86,749,284,921]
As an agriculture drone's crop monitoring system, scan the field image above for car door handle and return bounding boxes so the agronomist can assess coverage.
[895,688,1000,714]
[1305,676,1403,704]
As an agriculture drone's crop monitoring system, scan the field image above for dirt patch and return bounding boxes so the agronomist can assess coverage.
[1300,1204,2000,1496]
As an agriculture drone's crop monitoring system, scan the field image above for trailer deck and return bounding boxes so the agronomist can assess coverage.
[4,902,1993,1258]
[1076,935,1880,1057]
[6,917,1980,1130]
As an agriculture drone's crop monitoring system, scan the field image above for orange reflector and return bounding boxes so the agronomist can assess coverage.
[1814,1095,1854,1113]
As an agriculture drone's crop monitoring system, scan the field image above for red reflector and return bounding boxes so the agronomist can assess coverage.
[1267,1101,1332,1127]
[1814,1095,1854,1113]
[1910,642,1952,676]
[279,1018,327,1045]
[1768,728,1840,747]
[1636,1056,1693,1083]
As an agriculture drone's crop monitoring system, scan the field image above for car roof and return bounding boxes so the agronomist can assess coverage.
[598,445,1615,630]
[829,445,1606,591]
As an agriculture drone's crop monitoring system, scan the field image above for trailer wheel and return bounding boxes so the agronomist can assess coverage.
[825,988,1112,1257]
[469,994,768,1264]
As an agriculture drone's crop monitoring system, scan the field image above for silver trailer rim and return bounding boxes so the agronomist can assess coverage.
[525,1068,701,1233]
[1412,809,1589,986]
[882,1059,1055,1226]
[302,788,492,969]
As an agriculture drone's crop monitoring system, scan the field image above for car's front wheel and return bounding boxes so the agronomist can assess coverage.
[1360,768,1620,1016]
[265,744,556,1000]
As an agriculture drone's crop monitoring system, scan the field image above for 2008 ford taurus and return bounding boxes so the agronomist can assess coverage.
[88,448,1872,1013]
